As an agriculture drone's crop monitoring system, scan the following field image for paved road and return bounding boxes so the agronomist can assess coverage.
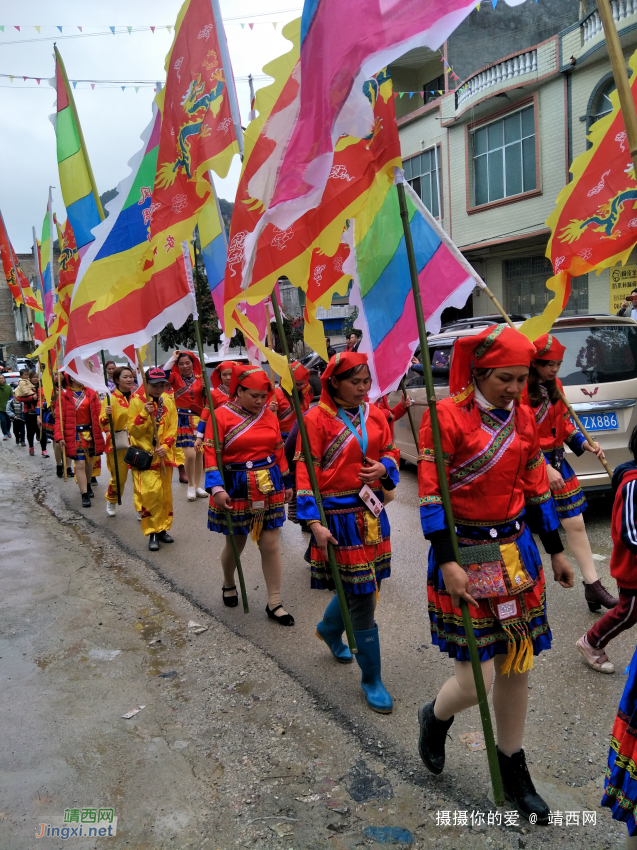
[22,444,636,847]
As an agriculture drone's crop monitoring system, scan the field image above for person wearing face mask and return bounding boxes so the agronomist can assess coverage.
[128,368,178,552]
[164,350,207,500]
[416,324,574,824]
[295,352,400,714]
[203,364,295,625]
[522,333,616,623]
[100,366,140,518]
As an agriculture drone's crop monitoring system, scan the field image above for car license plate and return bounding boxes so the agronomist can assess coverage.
[578,411,619,431]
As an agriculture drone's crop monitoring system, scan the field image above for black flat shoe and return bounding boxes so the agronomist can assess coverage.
[67,467,73,477]
[157,531,174,543]
[56,464,63,478]
[81,493,91,508]
[266,604,295,626]
[222,585,239,608]
[91,476,98,485]
[87,485,95,498]
[148,533,159,552]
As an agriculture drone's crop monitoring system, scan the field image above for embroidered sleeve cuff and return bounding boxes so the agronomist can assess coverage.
[205,469,223,490]
[420,500,447,535]
[196,419,207,436]
[296,492,321,522]
[380,457,399,489]
[566,431,587,456]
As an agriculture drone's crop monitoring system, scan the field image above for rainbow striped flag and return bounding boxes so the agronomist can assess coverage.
[53,46,103,256]
[348,181,482,400]
[39,189,55,327]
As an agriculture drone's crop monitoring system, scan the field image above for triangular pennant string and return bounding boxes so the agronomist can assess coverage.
[121,85,126,91]
[248,23,254,30]
[36,78,40,84]
[0,26,5,32]
[72,80,77,88]
[166,25,172,32]
[56,26,62,32]
[272,22,278,29]
[150,26,155,33]
[78,26,82,32]
[109,26,115,34]
[127,26,132,34]
[91,83,95,90]
[135,86,140,93]
[34,26,40,33]
[240,23,245,29]
[14,26,20,31]
[9,75,13,82]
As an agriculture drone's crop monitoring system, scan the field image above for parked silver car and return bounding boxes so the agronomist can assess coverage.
[390,314,637,491]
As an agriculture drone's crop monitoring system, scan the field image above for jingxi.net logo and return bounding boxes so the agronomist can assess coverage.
[35,808,117,839]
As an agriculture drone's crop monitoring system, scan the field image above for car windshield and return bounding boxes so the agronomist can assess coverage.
[552,326,637,385]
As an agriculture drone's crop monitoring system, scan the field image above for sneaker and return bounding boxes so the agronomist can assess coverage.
[195,487,208,498]
[576,635,615,673]
[2,435,9,441]
[81,493,91,508]
[28,447,34,456]
[187,487,197,501]
[137,511,142,521]
[106,502,117,517]
[42,451,49,458]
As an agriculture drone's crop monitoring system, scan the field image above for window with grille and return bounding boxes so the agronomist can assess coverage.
[505,256,588,317]
[472,106,536,206]
[404,147,441,218]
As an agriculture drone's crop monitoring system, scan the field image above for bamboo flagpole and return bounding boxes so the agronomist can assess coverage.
[57,369,68,481]
[396,180,504,805]
[184,238,250,613]
[270,291,357,654]
[99,351,122,505]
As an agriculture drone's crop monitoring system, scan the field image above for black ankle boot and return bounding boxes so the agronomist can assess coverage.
[417,700,454,775]
[81,492,91,508]
[148,533,159,552]
[56,464,63,478]
[497,747,550,824]
[87,484,95,498]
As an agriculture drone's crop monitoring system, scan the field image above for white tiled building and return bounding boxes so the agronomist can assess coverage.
[390,0,637,321]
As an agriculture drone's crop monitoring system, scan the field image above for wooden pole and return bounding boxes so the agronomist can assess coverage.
[189,237,249,613]
[270,291,357,653]
[100,351,122,505]
[396,181,504,806]
[57,369,68,481]
[596,0,637,176]
[136,350,166,476]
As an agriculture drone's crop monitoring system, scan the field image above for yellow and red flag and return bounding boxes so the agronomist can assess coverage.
[0,208,40,311]
[543,47,637,338]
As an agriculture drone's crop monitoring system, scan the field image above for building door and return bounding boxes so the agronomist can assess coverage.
[505,256,588,317]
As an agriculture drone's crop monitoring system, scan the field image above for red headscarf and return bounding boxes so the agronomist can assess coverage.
[533,333,566,361]
[449,324,536,399]
[211,360,237,390]
[170,350,202,383]
[319,351,368,413]
[229,364,274,402]
[290,360,310,383]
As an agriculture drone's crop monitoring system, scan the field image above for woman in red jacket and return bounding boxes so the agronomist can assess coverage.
[295,351,399,714]
[204,364,295,624]
[522,332,615,613]
[211,360,236,409]
[375,392,412,438]
[165,350,207,501]
[54,374,106,508]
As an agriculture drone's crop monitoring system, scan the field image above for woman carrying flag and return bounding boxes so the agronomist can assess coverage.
[522,332,616,613]
[54,375,106,508]
[164,350,208,501]
[417,324,574,823]
[100,365,139,518]
[203,364,295,624]
[295,352,399,714]
[271,360,313,440]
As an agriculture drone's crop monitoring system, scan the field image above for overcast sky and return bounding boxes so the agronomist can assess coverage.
[0,0,301,252]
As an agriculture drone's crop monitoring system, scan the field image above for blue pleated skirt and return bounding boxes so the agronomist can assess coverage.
[602,645,637,835]
[207,464,286,536]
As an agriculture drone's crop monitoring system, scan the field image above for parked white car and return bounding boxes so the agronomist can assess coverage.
[390,314,637,491]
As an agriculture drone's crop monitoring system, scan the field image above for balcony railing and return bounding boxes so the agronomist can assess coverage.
[455,49,537,109]
[582,0,637,44]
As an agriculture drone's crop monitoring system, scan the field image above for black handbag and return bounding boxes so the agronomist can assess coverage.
[124,445,153,471]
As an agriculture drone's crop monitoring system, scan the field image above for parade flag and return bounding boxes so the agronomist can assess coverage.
[303,240,351,354]
[0,208,40,310]
[198,187,227,319]
[53,46,104,256]
[39,188,56,326]
[53,214,79,334]
[547,47,637,281]
[237,0,524,291]
[348,181,482,400]
[61,104,194,390]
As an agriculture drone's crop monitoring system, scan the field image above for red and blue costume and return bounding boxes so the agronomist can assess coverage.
[204,365,293,539]
[275,360,313,439]
[165,351,207,449]
[418,325,561,671]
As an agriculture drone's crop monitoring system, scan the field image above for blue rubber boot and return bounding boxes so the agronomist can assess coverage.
[316,595,353,663]
[354,626,393,713]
